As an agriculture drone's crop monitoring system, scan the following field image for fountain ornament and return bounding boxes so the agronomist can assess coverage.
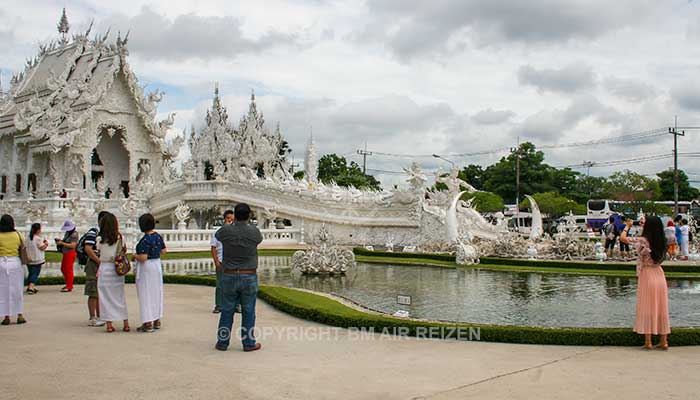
[291,224,356,275]
[526,244,538,260]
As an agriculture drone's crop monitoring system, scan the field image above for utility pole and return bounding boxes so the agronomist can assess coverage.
[356,141,372,174]
[670,116,685,216]
[583,161,595,176]
[510,141,520,229]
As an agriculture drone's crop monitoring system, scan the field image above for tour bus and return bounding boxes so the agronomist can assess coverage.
[586,199,698,231]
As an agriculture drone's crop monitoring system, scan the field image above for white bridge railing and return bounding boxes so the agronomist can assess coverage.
[15,226,302,252]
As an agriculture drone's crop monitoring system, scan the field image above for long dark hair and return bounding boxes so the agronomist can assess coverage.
[0,214,15,232]
[99,213,119,245]
[29,223,41,240]
[641,215,666,264]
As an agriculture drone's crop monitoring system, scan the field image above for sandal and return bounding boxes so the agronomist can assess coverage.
[153,321,161,330]
[26,288,35,295]
[60,287,72,293]
[106,326,115,333]
[123,326,131,332]
[655,344,669,351]
[641,345,653,350]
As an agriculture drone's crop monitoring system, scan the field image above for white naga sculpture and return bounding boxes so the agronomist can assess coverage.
[291,225,356,275]
[446,191,479,265]
[525,195,544,240]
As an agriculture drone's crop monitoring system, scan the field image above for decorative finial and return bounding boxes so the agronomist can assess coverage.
[251,89,255,102]
[57,8,70,43]
[214,82,219,96]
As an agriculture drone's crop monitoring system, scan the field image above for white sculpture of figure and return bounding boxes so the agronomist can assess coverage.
[182,160,195,181]
[174,202,191,230]
[436,167,477,197]
[194,161,205,181]
[95,176,107,195]
[525,195,544,240]
[213,160,226,181]
[404,162,427,193]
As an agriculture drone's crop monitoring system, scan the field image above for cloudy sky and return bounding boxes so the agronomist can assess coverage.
[2,0,700,188]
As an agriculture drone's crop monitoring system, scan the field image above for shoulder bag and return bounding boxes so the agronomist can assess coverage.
[114,235,131,276]
[17,232,29,265]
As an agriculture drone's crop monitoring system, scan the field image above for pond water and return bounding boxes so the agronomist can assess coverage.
[41,256,700,328]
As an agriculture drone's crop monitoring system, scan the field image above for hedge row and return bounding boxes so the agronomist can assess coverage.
[33,276,700,345]
[258,285,700,346]
[353,247,700,273]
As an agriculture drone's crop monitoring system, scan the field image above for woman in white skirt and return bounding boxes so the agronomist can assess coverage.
[133,213,166,333]
[96,213,130,332]
[0,215,26,325]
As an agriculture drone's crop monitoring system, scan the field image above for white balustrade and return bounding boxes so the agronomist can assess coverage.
[16,226,302,252]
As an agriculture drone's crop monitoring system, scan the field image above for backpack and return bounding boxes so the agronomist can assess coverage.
[604,223,616,240]
[76,228,98,265]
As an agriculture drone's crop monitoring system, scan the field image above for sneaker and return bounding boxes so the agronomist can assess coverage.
[136,324,155,333]
[88,317,106,327]
[235,304,242,314]
[212,306,221,314]
[243,343,262,352]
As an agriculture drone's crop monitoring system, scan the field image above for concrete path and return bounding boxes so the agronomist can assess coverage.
[1,285,698,400]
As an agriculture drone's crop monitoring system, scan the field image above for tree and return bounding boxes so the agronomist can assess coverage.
[482,142,555,203]
[463,191,505,213]
[574,175,610,201]
[656,169,700,201]
[518,192,586,218]
[317,154,381,191]
[293,171,305,180]
[604,170,661,201]
[459,164,485,190]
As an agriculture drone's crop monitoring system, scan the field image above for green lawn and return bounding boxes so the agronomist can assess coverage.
[45,249,296,263]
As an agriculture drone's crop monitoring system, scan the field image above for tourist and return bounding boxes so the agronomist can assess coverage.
[674,215,683,256]
[665,220,678,260]
[619,216,631,259]
[133,213,166,333]
[214,203,263,352]
[210,209,234,313]
[96,213,130,332]
[104,187,112,199]
[25,223,48,294]
[82,211,109,327]
[59,189,67,198]
[680,218,690,259]
[620,215,670,350]
[0,215,27,325]
[603,216,617,259]
[56,219,79,292]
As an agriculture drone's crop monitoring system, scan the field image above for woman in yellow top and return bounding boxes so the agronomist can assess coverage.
[0,215,27,325]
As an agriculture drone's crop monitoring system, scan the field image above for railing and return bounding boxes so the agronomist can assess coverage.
[15,226,302,252]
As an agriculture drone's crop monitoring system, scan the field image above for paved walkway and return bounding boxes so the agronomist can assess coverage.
[2,285,699,400]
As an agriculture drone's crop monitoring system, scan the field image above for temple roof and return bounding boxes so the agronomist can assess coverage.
[0,10,175,154]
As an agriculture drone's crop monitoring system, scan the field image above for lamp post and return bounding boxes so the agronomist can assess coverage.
[432,154,455,168]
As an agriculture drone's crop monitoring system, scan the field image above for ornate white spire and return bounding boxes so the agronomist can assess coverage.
[304,131,318,185]
[57,8,70,44]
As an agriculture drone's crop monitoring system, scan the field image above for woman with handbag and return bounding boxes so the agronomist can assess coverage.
[134,213,166,333]
[56,219,79,292]
[0,214,27,325]
[96,213,130,333]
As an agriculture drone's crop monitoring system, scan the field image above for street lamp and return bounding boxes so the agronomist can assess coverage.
[432,154,455,168]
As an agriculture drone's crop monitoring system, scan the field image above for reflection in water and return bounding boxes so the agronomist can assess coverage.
[38,256,700,328]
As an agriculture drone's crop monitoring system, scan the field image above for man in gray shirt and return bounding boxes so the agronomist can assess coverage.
[214,203,263,352]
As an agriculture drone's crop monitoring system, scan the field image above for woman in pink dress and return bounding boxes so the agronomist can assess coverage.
[620,215,670,350]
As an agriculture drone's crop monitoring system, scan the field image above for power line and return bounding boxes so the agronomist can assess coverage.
[360,127,668,159]
[556,153,674,169]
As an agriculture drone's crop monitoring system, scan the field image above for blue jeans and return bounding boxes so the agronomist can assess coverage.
[27,263,43,285]
[215,269,223,308]
[216,273,258,349]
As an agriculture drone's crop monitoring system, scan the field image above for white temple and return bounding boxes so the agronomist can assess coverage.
[0,10,501,262]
